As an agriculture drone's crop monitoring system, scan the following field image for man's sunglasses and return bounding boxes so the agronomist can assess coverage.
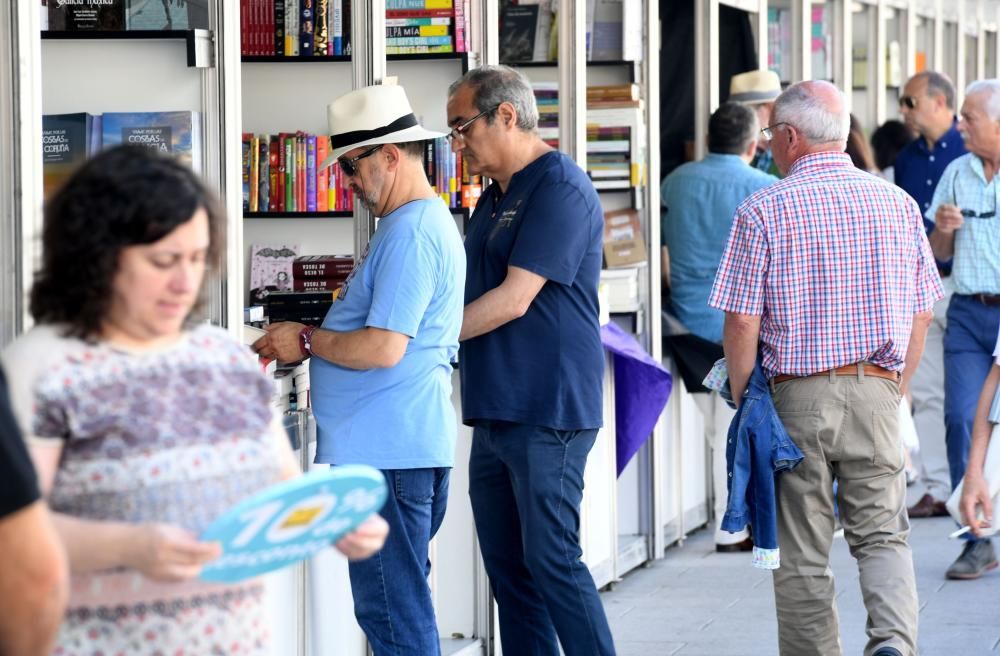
[953,177,997,219]
[337,144,383,177]
[899,95,919,110]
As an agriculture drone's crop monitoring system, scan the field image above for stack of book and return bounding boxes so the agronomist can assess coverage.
[42,110,203,199]
[586,86,644,191]
[292,255,354,292]
[239,0,471,57]
[533,83,559,149]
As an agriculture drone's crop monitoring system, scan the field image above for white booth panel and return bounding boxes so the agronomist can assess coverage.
[581,357,619,588]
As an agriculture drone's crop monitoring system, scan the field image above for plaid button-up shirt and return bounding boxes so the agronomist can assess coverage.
[710,151,944,378]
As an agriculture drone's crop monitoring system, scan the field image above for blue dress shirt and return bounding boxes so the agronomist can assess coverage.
[661,153,777,343]
[894,121,967,233]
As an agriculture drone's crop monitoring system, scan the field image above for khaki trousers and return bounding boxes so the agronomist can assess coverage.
[771,370,918,656]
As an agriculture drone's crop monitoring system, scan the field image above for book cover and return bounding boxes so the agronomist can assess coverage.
[499,4,538,63]
[589,0,622,62]
[42,113,98,199]
[249,243,300,306]
[258,134,270,212]
[126,0,209,30]
[602,209,647,268]
[101,110,203,172]
[48,0,126,30]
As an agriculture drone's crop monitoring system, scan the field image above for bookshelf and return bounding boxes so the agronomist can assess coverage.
[40,28,214,67]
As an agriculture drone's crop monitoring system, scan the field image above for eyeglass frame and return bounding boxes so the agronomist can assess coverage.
[952,176,997,219]
[760,122,791,141]
[446,105,501,143]
[899,95,920,110]
[337,144,383,177]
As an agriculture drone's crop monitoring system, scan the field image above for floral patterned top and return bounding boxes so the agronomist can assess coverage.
[2,324,283,656]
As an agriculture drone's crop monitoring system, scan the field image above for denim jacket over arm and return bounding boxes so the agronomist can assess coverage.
[721,359,804,569]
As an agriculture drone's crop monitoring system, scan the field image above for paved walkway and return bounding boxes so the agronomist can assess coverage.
[602,516,1000,655]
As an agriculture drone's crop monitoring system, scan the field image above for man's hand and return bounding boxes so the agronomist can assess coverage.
[934,204,965,234]
[334,515,389,561]
[252,321,307,363]
[960,473,993,538]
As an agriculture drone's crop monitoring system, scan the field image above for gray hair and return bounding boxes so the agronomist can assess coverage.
[911,71,956,109]
[773,80,850,145]
[965,79,1000,121]
[708,102,759,155]
[448,65,539,131]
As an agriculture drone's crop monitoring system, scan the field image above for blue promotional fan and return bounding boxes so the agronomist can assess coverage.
[199,466,386,583]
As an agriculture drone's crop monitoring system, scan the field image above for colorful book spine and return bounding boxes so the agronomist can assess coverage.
[455,0,466,52]
[385,36,452,46]
[300,0,314,55]
[316,137,329,211]
[314,0,329,55]
[332,0,343,55]
[285,135,295,211]
[306,134,317,212]
[275,0,285,56]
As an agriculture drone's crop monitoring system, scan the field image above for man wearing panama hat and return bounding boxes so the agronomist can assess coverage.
[729,69,783,176]
[253,84,466,655]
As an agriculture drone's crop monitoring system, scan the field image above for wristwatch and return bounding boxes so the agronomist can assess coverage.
[299,325,318,359]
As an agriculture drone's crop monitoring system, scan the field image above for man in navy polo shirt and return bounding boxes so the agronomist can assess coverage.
[447,65,616,656]
[895,71,967,521]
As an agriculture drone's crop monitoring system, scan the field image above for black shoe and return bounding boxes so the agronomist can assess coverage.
[871,648,902,656]
[715,536,753,553]
[946,539,998,580]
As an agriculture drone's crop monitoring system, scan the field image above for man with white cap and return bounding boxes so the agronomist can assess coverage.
[253,84,466,655]
[729,69,783,176]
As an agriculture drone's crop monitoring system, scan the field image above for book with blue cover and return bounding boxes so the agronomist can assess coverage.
[42,112,101,198]
[101,110,203,172]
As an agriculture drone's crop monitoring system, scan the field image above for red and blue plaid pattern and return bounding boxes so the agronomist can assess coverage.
[710,152,943,378]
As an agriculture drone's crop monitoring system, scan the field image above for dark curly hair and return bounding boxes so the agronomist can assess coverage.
[30,145,225,339]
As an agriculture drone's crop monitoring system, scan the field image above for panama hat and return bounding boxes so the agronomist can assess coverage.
[728,70,782,105]
[320,84,446,169]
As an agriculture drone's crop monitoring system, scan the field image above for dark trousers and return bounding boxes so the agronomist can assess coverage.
[348,467,450,656]
[469,420,616,656]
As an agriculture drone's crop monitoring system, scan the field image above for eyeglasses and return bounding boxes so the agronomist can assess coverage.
[337,144,383,177]
[952,177,997,219]
[446,106,500,143]
[899,96,919,110]
[760,122,790,141]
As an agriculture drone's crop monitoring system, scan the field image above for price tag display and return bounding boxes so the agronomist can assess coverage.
[200,465,386,583]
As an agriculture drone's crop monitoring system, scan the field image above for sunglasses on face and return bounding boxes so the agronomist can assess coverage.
[337,144,383,177]
[899,96,919,110]
[952,177,997,219]
[446,106,500,143]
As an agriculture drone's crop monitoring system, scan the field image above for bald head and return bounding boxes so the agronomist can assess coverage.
[773,80,850,147]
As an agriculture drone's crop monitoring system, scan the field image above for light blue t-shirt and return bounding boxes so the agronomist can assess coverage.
[925,153,1000,295]
[311,198,466,469]
[661,153,777,343]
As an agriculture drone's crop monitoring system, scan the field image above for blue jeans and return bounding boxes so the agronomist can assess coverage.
[348,467,450,656]
[469,420,616,656]
[944,294,1000,542]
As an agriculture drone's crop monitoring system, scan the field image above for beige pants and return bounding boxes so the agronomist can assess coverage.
[771,370,918,656]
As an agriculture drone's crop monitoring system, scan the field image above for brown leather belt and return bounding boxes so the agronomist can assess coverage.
[771,363,899,385]
[970,293,1000,307]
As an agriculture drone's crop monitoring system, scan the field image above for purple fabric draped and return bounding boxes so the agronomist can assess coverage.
[600,323,673,476]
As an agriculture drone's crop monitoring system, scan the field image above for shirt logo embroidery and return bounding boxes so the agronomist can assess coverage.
[489,200,521,240]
